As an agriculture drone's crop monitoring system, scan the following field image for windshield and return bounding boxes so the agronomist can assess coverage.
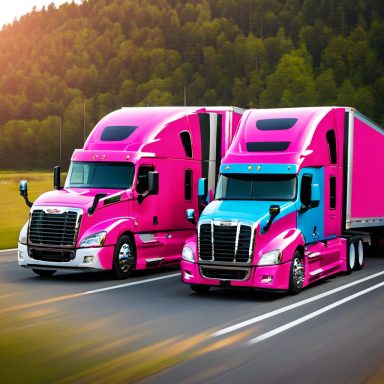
[66,162,134,189]
[216,174,297,201]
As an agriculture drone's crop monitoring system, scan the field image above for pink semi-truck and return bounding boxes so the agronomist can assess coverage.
[181,107,384,294]
[18,106,243,278]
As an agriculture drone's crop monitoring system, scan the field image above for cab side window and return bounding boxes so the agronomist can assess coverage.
[136,166,155,194]
[185,169,192,200]
[300,174,312,207]
[330,176,336,209]
[326,130,337,164]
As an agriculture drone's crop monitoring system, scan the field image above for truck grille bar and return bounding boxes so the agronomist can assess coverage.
[198,220,255,263]
[29,207,82,247]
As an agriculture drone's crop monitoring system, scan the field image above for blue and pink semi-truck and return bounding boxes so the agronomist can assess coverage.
[181,107,384,293]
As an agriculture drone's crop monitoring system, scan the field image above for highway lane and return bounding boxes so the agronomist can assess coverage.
[1,250,384,383]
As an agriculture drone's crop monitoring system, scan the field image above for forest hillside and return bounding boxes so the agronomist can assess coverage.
[1,0,384,169]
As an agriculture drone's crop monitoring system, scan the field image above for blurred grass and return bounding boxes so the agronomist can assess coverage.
[0,171,53,249]
[0,285,247,384]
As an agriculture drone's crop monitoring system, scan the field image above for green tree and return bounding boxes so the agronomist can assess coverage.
[260,49,318,107]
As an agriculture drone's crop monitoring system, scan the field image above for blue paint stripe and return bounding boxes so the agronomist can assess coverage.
[220,163,298,174]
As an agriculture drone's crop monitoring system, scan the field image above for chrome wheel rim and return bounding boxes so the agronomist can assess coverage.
[358,240,364,266]
[349,243,356,270]
[293,258,305,288]
[118,243,133,273]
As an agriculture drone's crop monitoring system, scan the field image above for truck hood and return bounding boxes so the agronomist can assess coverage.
[33,188,122,210]
[200,200,296,226]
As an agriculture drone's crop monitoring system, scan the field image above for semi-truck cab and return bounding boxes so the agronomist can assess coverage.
[18,106,243,278]
[181,107,384,293]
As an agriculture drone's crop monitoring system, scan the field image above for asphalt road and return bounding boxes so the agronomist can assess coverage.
[1,249,384,383]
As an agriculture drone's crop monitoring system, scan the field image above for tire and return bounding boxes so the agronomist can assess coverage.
[289,251,305,294]
[346,239,356,274]
[32,269,56,277]
[355,238,364,270]
[112,235,136,279]
[190,284,210,294]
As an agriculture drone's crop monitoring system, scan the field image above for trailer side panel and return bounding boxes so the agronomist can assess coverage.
[348,112,384,229]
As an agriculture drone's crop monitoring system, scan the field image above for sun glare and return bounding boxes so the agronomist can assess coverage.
[0,1,81,29]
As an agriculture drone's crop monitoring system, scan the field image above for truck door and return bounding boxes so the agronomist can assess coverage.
[324,168,338,237]
[296,168,324,244]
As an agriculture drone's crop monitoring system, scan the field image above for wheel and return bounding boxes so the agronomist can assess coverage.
[355,238,364,270]
[289,251,305,294]
[346,239,356,274]
[112,235,136,279]
[32,269,56,277]
[190,284,210,294]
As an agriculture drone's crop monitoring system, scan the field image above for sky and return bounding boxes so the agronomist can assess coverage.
[0,1,82,29]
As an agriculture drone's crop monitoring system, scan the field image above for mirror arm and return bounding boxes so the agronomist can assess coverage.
[88,193,107,215]
[263,205,280,232]
[21,192,33,208]
[263,215,276,232]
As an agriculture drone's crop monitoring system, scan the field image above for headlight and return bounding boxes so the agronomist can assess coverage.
[79,231,107,247]
[258,249,282,266]
[182,246,195,262]
[18,221,29,244]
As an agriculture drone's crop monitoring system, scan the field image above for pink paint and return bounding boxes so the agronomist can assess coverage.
[351,116,384,219]
[182,107,384,294]
[18,107,243,276]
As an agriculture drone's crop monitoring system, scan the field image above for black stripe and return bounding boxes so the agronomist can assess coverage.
[215,114,223,179]
[199,113,210,161]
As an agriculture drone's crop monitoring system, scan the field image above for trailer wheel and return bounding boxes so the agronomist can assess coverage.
[355,238,364,270]
[113,235,136,279]
[346,239,356,274]
[289,251,305,295]
[32,269,56,277]
[190,284,210,294]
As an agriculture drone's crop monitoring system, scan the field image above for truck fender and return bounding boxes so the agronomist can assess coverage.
[256,229,305,264]
[78,218,137,247]
[183,235,198,258]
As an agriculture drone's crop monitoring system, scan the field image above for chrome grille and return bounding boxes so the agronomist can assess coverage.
[198,220,255,263]
[29,208,81,247]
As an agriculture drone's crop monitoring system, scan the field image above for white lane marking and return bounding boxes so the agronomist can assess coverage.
[249,280,384,344]
[83,272,180,294]
[212,270,384,337]
[0,248,17,253]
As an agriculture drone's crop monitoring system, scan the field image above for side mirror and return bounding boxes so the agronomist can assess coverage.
[263,205,280,232]
[186,209,196,225]
[137,171,159,204]
[19,180,28,195]
[19,180,33,208]
[54,166,62,190]
[148,171,159,195]
[300,183,320,212]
